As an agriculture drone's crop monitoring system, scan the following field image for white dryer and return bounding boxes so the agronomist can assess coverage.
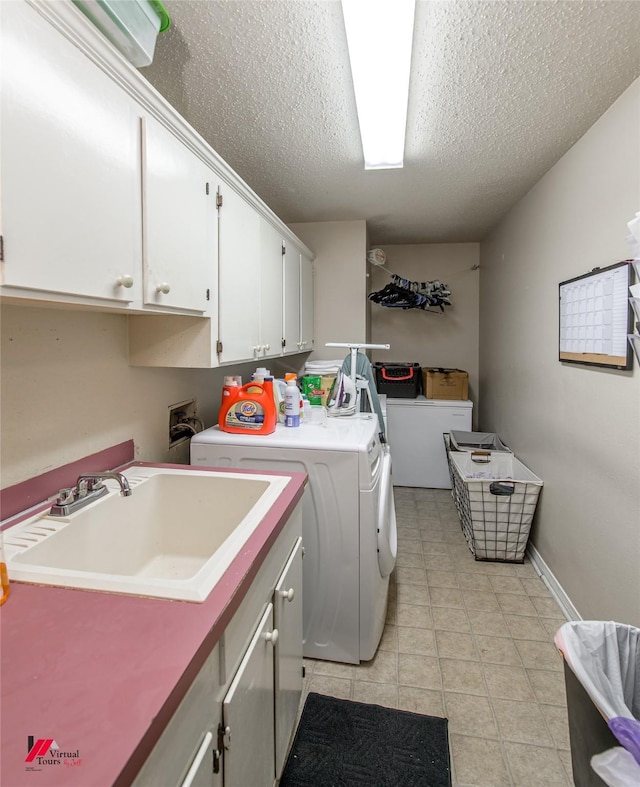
[190,415,397,664]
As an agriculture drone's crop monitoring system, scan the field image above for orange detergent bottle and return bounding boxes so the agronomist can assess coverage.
[0,530,9,606]
[218,377,277,435]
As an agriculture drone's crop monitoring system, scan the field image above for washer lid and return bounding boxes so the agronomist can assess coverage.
[377,447,397,577]
[192,417,379,453]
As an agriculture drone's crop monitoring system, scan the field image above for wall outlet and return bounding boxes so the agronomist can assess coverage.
[169,399,199,448]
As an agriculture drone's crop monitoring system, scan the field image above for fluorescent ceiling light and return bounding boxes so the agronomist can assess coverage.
[342,0,416,170]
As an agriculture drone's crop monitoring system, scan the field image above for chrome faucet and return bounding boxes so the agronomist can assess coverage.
[77,472,132,497]
[49,472,132,516]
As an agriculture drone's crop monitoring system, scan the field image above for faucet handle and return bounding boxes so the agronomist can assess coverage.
[56,488,75,506]
[76,478,90,498]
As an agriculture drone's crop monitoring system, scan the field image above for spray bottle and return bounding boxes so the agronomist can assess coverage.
[284,374,301,427]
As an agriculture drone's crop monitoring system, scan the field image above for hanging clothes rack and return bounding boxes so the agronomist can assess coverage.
[368,266,452,313]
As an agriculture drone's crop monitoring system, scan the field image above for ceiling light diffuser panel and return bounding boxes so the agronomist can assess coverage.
[342,0,416,170]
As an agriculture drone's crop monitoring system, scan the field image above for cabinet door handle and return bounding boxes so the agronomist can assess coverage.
[279,588,295,602]
[116,274,134,288]
[179,731,213,787]
[156,282,171,294]
[264,628,279,645]
[264,343,270,352]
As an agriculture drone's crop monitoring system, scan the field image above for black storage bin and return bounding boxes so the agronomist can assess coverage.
[374,362,421,398]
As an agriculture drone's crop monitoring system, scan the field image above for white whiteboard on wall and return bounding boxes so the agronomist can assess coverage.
[559,261,633,369]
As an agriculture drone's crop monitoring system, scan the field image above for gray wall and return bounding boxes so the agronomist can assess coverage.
[288,220,368,359]
[479,79,640,626]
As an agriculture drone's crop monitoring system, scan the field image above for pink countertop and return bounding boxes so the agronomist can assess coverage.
[0,461,306,787]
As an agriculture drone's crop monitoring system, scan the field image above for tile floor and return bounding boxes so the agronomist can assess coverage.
[301,486,574,786]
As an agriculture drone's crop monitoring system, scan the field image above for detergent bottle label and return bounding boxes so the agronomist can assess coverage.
[225,399,266,429]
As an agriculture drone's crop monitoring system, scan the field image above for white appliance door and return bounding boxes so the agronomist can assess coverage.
[387,399,472,488]
[377,447,397,577]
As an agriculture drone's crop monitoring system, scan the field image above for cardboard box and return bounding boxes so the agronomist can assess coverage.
[423,368,469,400]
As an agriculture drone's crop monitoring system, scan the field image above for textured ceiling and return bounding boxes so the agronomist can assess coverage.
[144,0,640,245]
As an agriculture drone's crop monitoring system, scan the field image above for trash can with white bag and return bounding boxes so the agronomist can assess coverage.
[555,621,640,787]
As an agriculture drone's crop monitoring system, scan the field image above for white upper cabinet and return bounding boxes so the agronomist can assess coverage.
[2,0,314,363]
[282,243,302,355]
[217,186,287,365]
[142,116,217,313]
[283,243,314,355]
[259,219,285,358]
[300,252,315,352]
[1,0,142,304]
[217,184,262,363]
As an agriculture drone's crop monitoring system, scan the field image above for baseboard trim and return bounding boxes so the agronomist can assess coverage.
[526,542,582,622]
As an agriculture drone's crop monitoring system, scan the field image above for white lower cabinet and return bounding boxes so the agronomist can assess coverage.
[222,604,276,786]
[274,537,304,775]
[132,514,303,787]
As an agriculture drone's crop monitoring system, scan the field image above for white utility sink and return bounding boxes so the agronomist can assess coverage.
[3,468,290,602]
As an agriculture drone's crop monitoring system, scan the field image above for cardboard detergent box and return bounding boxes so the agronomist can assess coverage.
[423,368,469,400]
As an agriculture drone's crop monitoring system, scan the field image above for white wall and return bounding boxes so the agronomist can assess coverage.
[479,79,640,626]
[368,244,480,406]
[0,305,296,489]
[288,221,368,360]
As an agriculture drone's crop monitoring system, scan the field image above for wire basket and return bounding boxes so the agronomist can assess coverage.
[444,435,543,563]
[449,430,511,453]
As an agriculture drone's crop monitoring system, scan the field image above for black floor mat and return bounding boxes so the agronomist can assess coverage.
[280,692,451,787]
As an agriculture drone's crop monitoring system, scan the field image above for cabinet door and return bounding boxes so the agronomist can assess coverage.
[131,645,221,787]
[142,116,216,313]
[217,185,261,363]
[178,732,216,787]
[1,0,141,302]
[274,537,304,777]
[259,220,284,359]
[222,604,276,787]
[300,254,314,351]
[282,243,301,355]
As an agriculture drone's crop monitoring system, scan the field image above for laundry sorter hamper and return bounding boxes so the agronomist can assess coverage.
[444,432,512,508]
[448,430,511,453]
[444,434,543,563]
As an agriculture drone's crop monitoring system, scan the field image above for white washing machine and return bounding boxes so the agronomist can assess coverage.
[190,415,397,664]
